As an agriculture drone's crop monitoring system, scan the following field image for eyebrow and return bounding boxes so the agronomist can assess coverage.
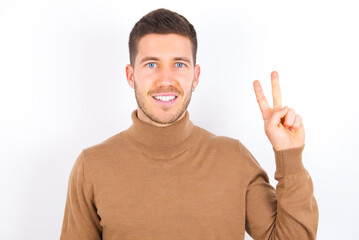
[139,57,160,64]
[173,57,192,64]
[139,56,192,65]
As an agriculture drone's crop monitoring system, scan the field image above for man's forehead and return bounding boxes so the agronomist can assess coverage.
[136,33,194,64]
[137,34,192,53]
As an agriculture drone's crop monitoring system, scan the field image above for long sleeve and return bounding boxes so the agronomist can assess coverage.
[243,144,318,239]
[60,152,102,240]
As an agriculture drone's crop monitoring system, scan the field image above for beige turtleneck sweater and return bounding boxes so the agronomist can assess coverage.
[60,110,318,240]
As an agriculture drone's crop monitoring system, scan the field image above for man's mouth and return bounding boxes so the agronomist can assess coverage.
[152,94,178,104]
[153,95,177,102]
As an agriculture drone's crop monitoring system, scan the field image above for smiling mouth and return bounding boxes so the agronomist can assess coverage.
[153,95,177,102]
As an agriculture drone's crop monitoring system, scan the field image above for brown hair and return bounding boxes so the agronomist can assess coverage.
[129,8,197,66]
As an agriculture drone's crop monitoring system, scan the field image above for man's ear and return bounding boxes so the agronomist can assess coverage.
[126,64,134,89]
[192,64,200,90]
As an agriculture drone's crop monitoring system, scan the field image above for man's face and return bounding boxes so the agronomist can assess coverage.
[126,33,200,126]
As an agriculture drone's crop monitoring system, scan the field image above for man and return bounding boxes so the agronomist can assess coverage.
[60,8,318,240]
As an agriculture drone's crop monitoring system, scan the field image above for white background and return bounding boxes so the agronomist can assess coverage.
[1,0,358,239]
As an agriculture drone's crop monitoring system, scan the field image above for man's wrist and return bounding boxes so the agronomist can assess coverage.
[274,144,305,178]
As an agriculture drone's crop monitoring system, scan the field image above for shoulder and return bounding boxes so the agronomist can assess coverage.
[78,130,132,167]
[192,125,260,162]
[193,125,246,153]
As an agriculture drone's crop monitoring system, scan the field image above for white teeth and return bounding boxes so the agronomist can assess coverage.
[154,95,176,102]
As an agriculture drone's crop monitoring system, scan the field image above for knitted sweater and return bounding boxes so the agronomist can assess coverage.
[60,110,318,239]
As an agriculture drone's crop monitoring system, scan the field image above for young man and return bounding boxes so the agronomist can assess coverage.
[60,8,318,240]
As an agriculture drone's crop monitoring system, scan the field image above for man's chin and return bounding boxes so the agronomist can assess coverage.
[144,109,186,126]
[152,113,183,125]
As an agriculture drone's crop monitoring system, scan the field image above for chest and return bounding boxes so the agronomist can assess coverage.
[93,156,246,239]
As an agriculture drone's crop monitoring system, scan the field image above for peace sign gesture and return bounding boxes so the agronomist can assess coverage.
[253,71,305,151]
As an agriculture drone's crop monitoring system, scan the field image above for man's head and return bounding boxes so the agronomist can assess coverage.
[128,8,198,66]
[126,9,200,127]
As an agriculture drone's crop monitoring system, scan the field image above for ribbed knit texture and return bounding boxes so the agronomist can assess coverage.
[60,110,318,240]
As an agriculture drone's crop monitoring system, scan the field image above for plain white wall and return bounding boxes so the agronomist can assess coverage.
[1,0,358,239]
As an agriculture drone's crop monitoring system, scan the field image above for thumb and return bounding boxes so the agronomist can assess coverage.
[270,106,288,127]
[279,106,289,118]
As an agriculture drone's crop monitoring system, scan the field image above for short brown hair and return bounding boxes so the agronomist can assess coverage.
[129,8,197,66]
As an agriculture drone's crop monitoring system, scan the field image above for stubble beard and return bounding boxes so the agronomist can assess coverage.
[134,80,193,125]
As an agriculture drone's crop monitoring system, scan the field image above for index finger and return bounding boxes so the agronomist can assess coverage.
[271,71,282,110]
[253,80,270,115]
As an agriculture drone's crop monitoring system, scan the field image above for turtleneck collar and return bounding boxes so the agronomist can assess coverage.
[126,110,195,158]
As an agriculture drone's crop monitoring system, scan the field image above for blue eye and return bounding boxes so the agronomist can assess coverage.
[175,62,185,68]
[146,62,157,68]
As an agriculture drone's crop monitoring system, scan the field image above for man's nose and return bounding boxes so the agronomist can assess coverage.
[158,66,176,86]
